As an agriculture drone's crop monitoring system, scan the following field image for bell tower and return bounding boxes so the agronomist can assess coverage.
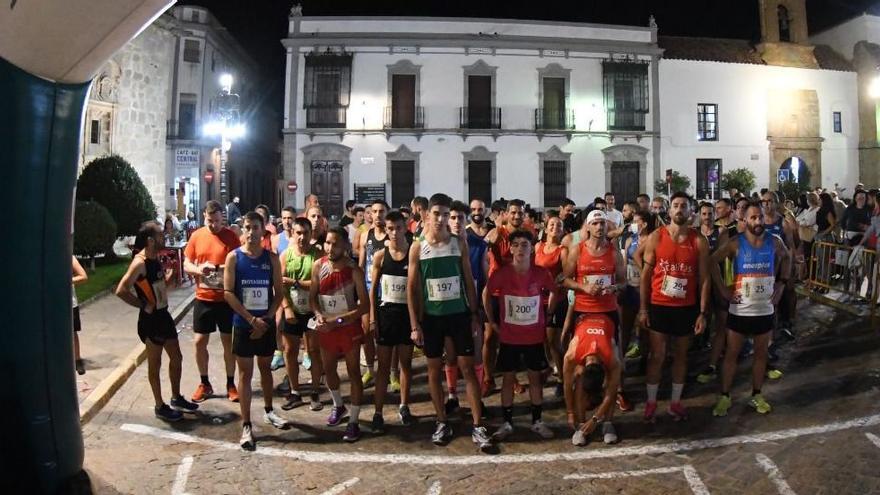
[756,0,818,68]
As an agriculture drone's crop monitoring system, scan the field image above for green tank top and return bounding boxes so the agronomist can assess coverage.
[284,246,319,314]
[418,235,468,316]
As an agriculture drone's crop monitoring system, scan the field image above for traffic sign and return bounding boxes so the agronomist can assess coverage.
[287,181,298,192]
[203,170,214,184]
[777,168,790,183]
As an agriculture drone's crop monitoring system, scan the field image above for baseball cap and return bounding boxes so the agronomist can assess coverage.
[586,210,607,224]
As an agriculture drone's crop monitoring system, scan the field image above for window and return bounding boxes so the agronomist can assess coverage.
[696,159,722,200]
[543,161,566,207]
[697,104,718,141]
[304,53,352,128]
[778,5,791,42]
[89,120,100,144]
[833,111,842,133]
[468,161,492,203]
[390,160,415,206]
[183,39,201,63]
[178,94,197,139]
[602,61,649,131]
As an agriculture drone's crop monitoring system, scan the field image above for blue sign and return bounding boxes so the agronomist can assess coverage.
[777,168,790,183]
[708,167,719,184]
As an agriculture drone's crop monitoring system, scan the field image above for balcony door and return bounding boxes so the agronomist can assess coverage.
[542,77,565,129]
[468,75,491,128]
[391,74,415,128]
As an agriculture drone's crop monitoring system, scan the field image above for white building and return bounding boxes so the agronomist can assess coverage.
[281,9,663,217]
[80,5,276,216]
[281,1,862,209]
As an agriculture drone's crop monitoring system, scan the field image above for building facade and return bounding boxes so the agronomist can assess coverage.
[79,5,277,217]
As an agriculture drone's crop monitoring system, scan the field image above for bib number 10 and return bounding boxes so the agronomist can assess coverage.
[243,287,269,311]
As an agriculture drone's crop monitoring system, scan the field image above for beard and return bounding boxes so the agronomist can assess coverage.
[749,224,765,236]
[672,213,688,226]
[471,214,484,224]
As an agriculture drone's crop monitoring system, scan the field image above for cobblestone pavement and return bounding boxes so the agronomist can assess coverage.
[83,301,880,494]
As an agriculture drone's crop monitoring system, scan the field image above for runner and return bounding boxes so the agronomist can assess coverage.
[279,217,325,412]
[484,230,557,441]
[183,200,240,403]
[359,200,389,389]
[443,201,489,417]
[561,210,631,411]
[310,227,370,442]
[307,205,327,248]
[409,196,428,235]
[369,211,416,431]
[620,210,657,368]
[696,202,728,350]
[223,212,288,450]
[115,221,198,422]
[710,200,790,416]
[563,313,621,446]
[466,199,491,239]
[270,206,297,372]
[636,192,711,422]
[407,193,492,451]
[762,191,797,341]
[72,255,88,375]
[534,214,568,397]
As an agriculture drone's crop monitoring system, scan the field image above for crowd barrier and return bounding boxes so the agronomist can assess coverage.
[804,240,879,322]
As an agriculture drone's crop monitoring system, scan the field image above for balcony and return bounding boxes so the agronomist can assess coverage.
[607,109,647,131]
[383,106,425,129]
[306,106,347,128]
[459,107,502,129]
[534,108,575,130]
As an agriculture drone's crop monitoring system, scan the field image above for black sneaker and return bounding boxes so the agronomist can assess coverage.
[780,325,795,341]
[309,391,323,411]
[431,421,453,445]
[154,404,183,422]
[444,396,460,416]
[276,375,291,395]
[75,359,85,375]
[371,412,385,434]
[398,405,415,426]
[170,396,199,412]
[282,392,304,411]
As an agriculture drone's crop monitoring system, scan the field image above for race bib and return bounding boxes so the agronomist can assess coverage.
[152,280,168,310]
[584,274,613,289]
[660,275,688,299]
[242,286,269,311]
[504,295,541,326]
[290,287,310,313]
[626,264,641,287]
[320,294,349,315]
[426,276,461,302]
[739,276,774,304]
[199,266,224,290]
[381,275,408,304]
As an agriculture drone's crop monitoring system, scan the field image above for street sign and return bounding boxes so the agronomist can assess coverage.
[777,168,790,183]
[203,170,214,184]
[175,148,200,166]
[666,168,673,184]
[287,181,298,193]
[355,183,386,204]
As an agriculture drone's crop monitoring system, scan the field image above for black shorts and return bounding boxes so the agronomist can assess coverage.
[138,309,178,346]
[496,343,548,372]
[193,300,233,334]
[282,312,313,337]
[377,305,412,347]
[548,298,568,329]
[73,307,82,332]
[422,312,474,359]
[648,304,699,337]
[727,313,774,336]
[233,320,277,358]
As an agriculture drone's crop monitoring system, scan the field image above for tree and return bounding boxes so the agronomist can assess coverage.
[654,171,691,196]
[77,154,157,237]
[720,168,757,196]
[73,201,117,271]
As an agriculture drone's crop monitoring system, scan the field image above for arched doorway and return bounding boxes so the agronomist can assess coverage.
[779,156,811,186]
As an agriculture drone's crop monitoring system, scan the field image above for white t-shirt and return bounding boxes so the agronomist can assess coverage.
[606,209,624,228]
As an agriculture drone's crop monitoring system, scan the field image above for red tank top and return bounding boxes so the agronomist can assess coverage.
[574,242,618,313]
[317,257,360,330]
[650,227,700,307]
[488,226,512,278]
[534,241,564,280]
[573,313,615,370]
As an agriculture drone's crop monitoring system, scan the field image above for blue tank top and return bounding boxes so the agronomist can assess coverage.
[364,229,386,290]
[730,232,775,317]
[233,248,273,328]
[275,232,291,255]
[764,216,785,244]
[467,229,488,294]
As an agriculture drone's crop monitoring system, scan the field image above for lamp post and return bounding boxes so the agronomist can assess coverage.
[203,73,245,208]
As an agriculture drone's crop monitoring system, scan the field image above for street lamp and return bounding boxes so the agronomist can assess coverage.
[203,73,245,209]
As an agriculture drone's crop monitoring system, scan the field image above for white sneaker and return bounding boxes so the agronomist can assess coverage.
[571,425,587,447]
[240,424,255,451]
[530,420,554,439]
[602,422,618,444]
[263,410,290,429]
[492,421,514,442]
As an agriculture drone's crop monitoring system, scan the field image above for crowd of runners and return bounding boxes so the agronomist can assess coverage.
[108,183,876,452]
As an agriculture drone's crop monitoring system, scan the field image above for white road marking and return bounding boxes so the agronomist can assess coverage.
[319,477,359,495]
[170,456,193,495]
[427,480,442,495]
[866,432,880,449]
[565,465,709,495]
[755,454,797,495]
[120,412,880,465]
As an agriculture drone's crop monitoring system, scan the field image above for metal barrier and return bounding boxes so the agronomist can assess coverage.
[804,240,879,321]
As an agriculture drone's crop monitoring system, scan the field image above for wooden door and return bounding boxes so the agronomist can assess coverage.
[611,161,639,204]
[390,160,415,208]
[310,160,344,221]
[468,75,491,128]
[468,160,492,203]
[543,77,565,128]
[391,75,415,128]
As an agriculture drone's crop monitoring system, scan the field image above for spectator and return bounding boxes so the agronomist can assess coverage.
[796,192,820,279]
[339,199,357,228]
[226,196,242,225]
[559,197,577,233]
[842,189,871,245]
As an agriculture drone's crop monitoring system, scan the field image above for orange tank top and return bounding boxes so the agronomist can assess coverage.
[650,227,700,307]
[534,241,564,280]
[488,226,512,278]
[573,242,618,313]
[573,313,615,370]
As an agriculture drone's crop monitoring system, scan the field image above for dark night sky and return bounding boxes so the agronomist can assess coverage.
[178,0,880,121]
